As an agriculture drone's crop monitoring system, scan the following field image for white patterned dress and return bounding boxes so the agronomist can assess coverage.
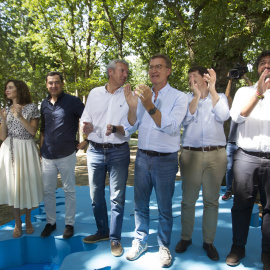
[0,103,43,209]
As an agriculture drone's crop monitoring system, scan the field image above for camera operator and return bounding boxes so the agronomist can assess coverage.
[225,73,252,108]
[222,72,252,201]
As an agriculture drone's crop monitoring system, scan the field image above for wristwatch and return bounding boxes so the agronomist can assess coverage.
[112,125,117,133]
[148,106,157,115]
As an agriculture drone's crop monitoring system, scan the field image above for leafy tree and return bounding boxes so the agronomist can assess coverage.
[162,0,270,93]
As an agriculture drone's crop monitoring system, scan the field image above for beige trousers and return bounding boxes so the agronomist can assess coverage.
[179,148,227,244]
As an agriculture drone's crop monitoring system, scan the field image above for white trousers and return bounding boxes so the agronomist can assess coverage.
[42,152,77,226]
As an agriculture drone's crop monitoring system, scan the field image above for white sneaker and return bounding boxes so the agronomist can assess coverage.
[126,239,148,261]
[159,246,172,268]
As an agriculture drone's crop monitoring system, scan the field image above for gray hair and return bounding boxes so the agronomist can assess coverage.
[106,59,129,79]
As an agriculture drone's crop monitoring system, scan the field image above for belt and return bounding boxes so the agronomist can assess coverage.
[241,148,270,159]
[89,140,127,149]
[183,146,226,152]
[139,149,172,156]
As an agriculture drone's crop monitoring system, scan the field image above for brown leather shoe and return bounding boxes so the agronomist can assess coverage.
[226,245,245,266]
[111,240,123,257]
[175,239,192,253]
[83,232,109,243]
[262,252,270,270]
[203,242,219,261]
[63,225,74,239]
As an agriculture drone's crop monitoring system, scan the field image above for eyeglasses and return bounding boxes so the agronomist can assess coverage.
[149,64,163,71]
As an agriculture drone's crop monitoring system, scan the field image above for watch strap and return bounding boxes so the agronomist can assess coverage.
[148,106,157,115]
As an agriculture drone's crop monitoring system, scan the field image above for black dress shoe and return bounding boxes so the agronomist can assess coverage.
[226,244,245,266]
[175,239,192,253]
[41,223,56,238]
[203,242,219,261]
[63,225,74,239]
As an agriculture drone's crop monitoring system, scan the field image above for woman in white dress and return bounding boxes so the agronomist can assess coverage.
[0,80,43,238]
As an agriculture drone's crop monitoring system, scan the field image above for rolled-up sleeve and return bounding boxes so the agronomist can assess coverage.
[123,114,139,136]
[230,86,253,123]
[156,92,188,135]
[212,94,230,122]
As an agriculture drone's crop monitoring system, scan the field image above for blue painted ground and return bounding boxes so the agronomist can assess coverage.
[0,183,263,270]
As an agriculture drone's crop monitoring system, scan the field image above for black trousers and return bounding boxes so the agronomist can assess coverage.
[232,148,270,253]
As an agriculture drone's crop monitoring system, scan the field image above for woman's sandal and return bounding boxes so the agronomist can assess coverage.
[26,223,34,234]
[13,224,22,238]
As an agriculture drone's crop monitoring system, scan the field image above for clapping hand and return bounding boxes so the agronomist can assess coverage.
[12,104,23,119]
[257,68,270,95]
[135,84,153,108]
[189,75,201,98]
[124,84,138,109]
[204,68,217,94]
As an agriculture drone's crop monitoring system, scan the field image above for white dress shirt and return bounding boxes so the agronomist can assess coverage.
[81,85,131,144]
[124,83,188,153]
[182,93,230,147]
[230,82,270,152]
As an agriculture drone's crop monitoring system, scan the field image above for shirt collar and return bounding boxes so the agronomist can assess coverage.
[104,83,123,94]
[46,91,65,101]
[151,83,170,97]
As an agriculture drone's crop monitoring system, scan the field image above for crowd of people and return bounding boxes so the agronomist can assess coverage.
[0,50,269,269]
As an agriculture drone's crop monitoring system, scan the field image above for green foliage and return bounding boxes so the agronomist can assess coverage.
[0,0,269,109]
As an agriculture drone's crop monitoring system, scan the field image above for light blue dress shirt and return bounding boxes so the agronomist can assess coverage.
[182,92,230,147]
[125,83,188,153]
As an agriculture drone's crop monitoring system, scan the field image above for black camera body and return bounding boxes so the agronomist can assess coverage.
[228,64,248,79]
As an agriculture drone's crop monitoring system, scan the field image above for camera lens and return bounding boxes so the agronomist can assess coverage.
[229,69,240,78]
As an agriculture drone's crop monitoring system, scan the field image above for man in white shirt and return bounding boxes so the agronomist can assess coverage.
[124,54,188,268]
[226,50,270,269]
[175,66,230,261]
[80,59,130,257]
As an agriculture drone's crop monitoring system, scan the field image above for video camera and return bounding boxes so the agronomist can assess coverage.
[228,64,248,79]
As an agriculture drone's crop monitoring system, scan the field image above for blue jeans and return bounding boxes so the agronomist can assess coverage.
[87,142,130,241]
[134,150,178,247]
[225,142,238,192]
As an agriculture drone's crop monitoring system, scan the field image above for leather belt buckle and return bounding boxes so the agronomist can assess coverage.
[103,143,112,149]
[202,146,209,152]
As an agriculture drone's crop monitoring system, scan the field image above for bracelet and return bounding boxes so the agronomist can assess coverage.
[112,125,117,133]
[255,91,264,100]
[84,139,90,143]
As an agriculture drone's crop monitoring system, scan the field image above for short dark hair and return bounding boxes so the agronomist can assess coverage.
[255,50,270,70]
[46,71,64,82]
[4,80,32,106]
[149,54,172,69]
[188,66,209,77]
